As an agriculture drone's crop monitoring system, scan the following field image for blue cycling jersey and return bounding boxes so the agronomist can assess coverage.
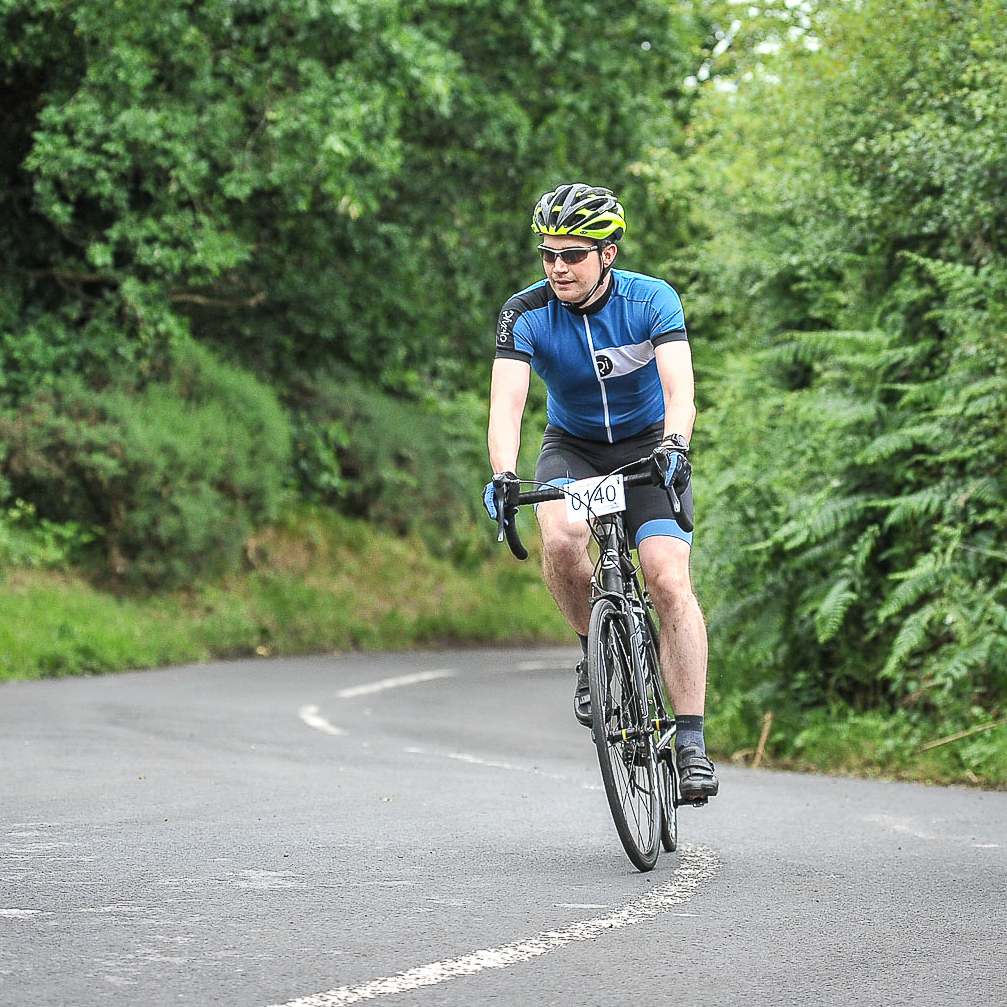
[494,269,687,443]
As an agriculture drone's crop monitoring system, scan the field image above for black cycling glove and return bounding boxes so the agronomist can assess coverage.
[650,437,691,494]
[482,471,520,522]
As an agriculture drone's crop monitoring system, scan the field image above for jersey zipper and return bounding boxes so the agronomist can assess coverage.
[583,315,614,443]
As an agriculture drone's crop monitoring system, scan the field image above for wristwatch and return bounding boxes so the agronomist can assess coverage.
[661,433,690,453]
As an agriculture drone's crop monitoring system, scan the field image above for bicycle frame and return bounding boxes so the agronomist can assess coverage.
[590,513,675,752]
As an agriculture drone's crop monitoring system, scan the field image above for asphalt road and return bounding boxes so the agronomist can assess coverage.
[2,647,1005,1007]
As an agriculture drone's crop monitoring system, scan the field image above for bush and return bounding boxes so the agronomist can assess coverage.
[288,372,488,564]
[0,339,291,587]
[0,498,96,569]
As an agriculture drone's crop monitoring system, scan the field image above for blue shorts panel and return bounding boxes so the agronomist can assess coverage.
[635,518,693,548]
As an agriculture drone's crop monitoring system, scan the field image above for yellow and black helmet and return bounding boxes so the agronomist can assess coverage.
[531,183,627,242]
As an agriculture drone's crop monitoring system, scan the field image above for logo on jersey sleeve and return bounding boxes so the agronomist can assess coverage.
[497,309,516,345]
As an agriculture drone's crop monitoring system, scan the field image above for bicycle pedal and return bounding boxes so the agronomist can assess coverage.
[681,796,708,808]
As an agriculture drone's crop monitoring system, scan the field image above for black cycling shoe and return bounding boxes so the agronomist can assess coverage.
[677,744,719,802]
[573,660,592,727]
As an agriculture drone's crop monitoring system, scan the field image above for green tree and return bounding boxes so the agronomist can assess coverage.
[2,0,699,399]
[1,0,707,580]
[671,0,1007,730]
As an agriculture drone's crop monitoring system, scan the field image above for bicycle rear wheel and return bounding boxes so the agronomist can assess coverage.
[587,597,661,872]
[642,636,679,853]
[658,751,679,852]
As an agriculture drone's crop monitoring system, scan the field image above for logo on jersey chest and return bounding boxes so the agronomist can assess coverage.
[593,342,655,379]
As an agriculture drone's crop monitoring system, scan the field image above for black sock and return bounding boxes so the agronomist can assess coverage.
[675,715,706,753]
[577,633,589,657]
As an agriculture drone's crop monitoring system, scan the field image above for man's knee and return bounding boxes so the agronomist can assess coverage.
[538,503,588,556]
[639,539,695,611]
[647,564,694,610]
[542,527,590,572]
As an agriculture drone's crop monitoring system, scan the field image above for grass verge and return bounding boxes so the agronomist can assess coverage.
[1,509,568,679]
[709,693,1007,791]
[2,508,1003,789]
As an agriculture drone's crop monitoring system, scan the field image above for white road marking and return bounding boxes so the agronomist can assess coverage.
[517,660,573,671]
[336,669,456,699]
[264,844,719,1007]
[404,746,602,791]
[299,670,455,737]
[298,706,345,736]
[867,815,1003,849]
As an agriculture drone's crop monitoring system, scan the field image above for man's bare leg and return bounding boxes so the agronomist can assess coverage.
[638,535,708,714]
[536,500,596,725]
[638,534,718,799]
[536,500,593,636]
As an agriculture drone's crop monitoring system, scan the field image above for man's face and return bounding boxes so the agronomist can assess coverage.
[539,235,617,305]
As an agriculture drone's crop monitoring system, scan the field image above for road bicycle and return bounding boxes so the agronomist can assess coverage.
[493,457,701,872]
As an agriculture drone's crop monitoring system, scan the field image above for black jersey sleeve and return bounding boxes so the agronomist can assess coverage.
[494,285,552,362]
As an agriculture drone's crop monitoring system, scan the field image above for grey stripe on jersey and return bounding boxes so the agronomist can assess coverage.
[593,341,655,379]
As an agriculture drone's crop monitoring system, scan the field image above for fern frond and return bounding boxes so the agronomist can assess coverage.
[985,598,1007,634]
[850,524,881,578]
[879,485,948,529]
[923,640,980,693]
[793,393,878,433]
[765,330,888,366]
[814,577,856,644]
[881,601,942,679]
[856,420,946,466]
[776,494,868,549]
[949,375,1007,408]
[878,555,942,621]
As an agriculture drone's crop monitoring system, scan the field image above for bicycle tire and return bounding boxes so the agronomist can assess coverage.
[641,634,679,852]
[659,753,679,853]
[587,597,661,872]
[643,637,679,854]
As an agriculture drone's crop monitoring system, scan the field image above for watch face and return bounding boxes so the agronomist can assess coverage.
[665,434,689,451]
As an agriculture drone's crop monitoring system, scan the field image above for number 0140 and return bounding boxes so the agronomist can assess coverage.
[564,474,626,523]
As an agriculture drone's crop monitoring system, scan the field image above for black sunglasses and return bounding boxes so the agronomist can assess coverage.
[538,244,599,264]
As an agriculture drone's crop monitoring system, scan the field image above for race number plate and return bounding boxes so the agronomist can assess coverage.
[565,474,626,523]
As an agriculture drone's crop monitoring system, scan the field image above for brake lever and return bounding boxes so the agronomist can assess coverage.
[666,485,694,533]
[495,486,507,543]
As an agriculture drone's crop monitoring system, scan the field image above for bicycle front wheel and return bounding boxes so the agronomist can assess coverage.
[587,597,661,872]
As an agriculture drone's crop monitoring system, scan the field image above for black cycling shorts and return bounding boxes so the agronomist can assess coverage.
[534,422,694,547]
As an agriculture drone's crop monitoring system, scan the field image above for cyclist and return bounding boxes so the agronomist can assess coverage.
[482,182,718,802]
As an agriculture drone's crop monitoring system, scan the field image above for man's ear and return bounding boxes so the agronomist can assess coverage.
[606,243,618,266]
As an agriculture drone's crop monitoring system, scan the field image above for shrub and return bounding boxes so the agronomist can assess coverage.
[288,372,488,564]
[0,339,292,587]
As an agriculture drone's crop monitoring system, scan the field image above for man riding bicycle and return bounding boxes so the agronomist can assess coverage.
[482,182,718,802]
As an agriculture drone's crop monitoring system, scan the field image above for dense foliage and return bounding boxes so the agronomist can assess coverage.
[1,0,697,581]
[0,339,291,585]
[1,0,693,393]
[674,0,1007,741]
[1,0,1004,758]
